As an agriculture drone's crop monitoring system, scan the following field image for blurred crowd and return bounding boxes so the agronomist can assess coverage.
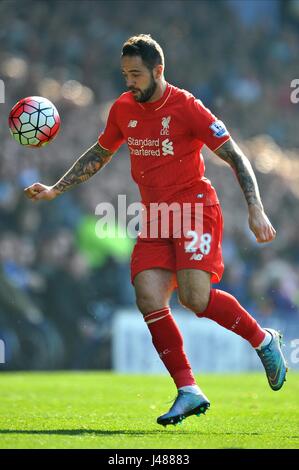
[0,0,298,370]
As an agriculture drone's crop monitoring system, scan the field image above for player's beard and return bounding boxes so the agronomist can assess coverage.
[130,73,157,103]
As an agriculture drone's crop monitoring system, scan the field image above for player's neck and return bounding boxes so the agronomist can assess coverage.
[146,79,167,103]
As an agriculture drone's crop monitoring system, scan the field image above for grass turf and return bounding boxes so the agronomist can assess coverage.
[0,371,298,449]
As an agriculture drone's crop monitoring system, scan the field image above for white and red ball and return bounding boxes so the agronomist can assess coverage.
[8,96,61,147]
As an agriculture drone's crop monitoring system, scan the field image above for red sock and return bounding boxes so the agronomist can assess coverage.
[196,289,265,347]
[144,307,196,388]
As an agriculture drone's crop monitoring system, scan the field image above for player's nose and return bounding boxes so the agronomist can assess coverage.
[127,79,136,89]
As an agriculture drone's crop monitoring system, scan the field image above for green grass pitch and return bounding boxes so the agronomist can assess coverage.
[0,371,298,449]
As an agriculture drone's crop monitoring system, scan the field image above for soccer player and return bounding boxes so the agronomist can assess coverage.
[25,34,288,427]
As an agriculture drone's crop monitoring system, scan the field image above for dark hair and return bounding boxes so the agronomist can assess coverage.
[121,34,164,70]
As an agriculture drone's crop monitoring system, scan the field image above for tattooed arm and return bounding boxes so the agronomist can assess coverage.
[215,138,263,208]
[215,138,276,243]
[24,142,113,201]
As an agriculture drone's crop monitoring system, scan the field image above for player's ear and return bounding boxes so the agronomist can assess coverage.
[154,64,164,80]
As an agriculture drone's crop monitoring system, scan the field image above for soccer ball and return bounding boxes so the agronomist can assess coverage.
[8,96,61,147]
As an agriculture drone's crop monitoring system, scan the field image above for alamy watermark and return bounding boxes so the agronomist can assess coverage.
[95,195,206,252]
[0,79,5,103]
[0,339,5,363]
[290,338,299,364]
[290,79,299,104]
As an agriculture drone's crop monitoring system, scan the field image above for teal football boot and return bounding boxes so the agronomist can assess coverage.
[157,390,210,427]
[257,328,288,391]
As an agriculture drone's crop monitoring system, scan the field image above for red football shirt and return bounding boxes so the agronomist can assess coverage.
[98,82,230,205]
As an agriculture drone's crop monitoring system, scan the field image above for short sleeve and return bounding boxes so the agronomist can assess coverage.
[98,101,125,153]
[188,97,230,152]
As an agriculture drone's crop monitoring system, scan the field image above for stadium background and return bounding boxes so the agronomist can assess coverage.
[0,0,298,371]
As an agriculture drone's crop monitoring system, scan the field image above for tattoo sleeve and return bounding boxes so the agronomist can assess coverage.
[53,142,113,194]
[215,138,263,209]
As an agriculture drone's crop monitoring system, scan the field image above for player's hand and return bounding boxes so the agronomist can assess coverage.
[24,183,59,201]
[248,205,276,243]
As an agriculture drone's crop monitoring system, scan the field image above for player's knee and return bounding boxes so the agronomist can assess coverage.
[178,289,210,314]
[135,294,165,316]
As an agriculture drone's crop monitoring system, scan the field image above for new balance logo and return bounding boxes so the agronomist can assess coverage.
[190,253,203,261]
[231,316,241,331]
[128,120,138,128]
[162,138,174,156]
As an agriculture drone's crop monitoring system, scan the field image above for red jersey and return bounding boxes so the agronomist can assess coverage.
[98,82,230,205]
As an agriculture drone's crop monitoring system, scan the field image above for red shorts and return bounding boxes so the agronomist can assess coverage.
[131,201,224,286]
